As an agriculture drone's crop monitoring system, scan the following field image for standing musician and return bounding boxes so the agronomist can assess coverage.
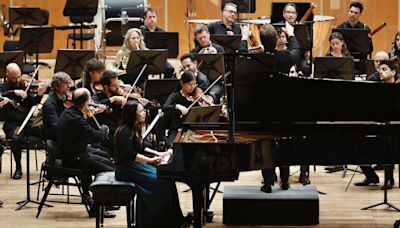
[259,22,302,75]
[207,2,250,53]
[163,71,199,145]
[141,7,165,34]
[0,63,47,179]
[114,28,175,85]
[78,58,105,95]
[57,88,114,207]
[337,1,373,74]
[281,3,312,76]
[190,25,225,54]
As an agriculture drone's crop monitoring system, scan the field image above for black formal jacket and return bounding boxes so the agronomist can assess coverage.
[42,92,66,141]
[208,20,248,52]
[57,106,107,166]
[92,91,122,133]
[274,36,302,74]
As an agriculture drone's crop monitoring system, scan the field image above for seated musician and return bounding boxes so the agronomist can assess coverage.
[354,59,399,190]
[180,53,223,104]
[114,28,175,84]
[78,58,105,95]
[337,1,373,73]
[141,7,165,34]
[114,100,190,228]
[259,22,302,75]
[163,71,199,145]
[207,2,250,53]
[57,88,114,209]
[0,63,46,179]
[190,25,225,54]
[91,70,128,157]
[367,51,391,81]
[281,3,312,76]
[326,32,351,57]
[43,72,111,159]
[390,31,400,59]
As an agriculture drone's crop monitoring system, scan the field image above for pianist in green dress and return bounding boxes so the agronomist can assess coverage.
[114,100,189,228]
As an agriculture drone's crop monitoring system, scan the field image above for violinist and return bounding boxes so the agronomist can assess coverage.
[180,53,224,103]
[163,71,199,145]
[78,58,105,95]
[190,25,225,54]
[0,63,46,179]
[207,2,250,53]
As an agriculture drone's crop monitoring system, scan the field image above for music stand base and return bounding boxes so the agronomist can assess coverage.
[15,199,52,211]
[361,201,400,211]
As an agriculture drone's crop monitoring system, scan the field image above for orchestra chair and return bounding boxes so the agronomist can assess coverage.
[66,16,95,49]
[90,171,136,228]
[36,140,90,218]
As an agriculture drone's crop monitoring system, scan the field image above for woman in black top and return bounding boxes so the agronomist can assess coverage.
[163,71,198,144]
[326,32,351,57]
[114,100,187,228]
[391,31,400,59]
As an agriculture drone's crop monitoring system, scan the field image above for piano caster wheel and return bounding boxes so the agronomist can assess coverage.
[206,211,214,223]
[394,220,400,228]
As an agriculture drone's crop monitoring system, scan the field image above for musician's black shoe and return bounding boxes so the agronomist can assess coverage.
[381,179,394,190]
[260,184,272,193]
[105,206,120,211]
[206,211,214,223]
[103,211,116,218]
[281,182,290,190]
[180,214,193,228]
[299,174,310,185]
[325,166,344,173]
[12,169,22,180]
[373,164,385,170]
[354,177,379,186]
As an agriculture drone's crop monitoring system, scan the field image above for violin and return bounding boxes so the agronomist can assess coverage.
[188,87,214,107]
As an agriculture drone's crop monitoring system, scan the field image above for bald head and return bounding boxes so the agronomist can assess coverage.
[6,63,21,84]
[72,88,90,107]
[374,51,390,70]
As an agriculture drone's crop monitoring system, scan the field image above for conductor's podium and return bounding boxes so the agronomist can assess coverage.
[223,185,319,225]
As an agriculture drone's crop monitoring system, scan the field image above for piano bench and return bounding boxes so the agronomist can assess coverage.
[90,171,136,228]
[223,185,319,226]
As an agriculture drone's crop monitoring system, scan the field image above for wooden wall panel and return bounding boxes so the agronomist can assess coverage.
[0,0,397,59]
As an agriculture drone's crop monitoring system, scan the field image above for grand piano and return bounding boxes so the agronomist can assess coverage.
[157,54,400,228]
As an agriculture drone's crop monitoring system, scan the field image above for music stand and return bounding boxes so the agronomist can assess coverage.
[54,49,95,80]
[15,105,52,211]
[19,26,54,78]
[0,51,24,79]
[210,35,241,54]
[270,2,314,23]
[144,32,179,58]
[314,57,354,80]
[332,28,370,58]
[123,49,168,86]
[63,0,98,17]
[192,54,225,81]
[184,105,222,123]
[9,7,43,25]
[221,0,256,13]
[144,79,180,105]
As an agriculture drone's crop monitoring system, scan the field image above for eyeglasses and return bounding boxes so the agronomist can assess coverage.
[284,10,297,15]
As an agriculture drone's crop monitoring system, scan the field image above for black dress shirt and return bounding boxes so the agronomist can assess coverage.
[337,21,373,56]
[208,20,248,52]
[162,91,197,130]
[92,91,122,133]
[274,36,302,74]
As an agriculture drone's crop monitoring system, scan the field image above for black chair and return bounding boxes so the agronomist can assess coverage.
[90,171,136,228]
[36,140,90,218]
[67,16,95,49]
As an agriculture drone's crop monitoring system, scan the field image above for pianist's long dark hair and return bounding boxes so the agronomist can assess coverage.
[114,100,144,144]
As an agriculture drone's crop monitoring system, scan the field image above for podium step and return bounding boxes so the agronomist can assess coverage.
[223,185,319,225]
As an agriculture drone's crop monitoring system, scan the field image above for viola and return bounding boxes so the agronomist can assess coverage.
[187,87,214,107]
